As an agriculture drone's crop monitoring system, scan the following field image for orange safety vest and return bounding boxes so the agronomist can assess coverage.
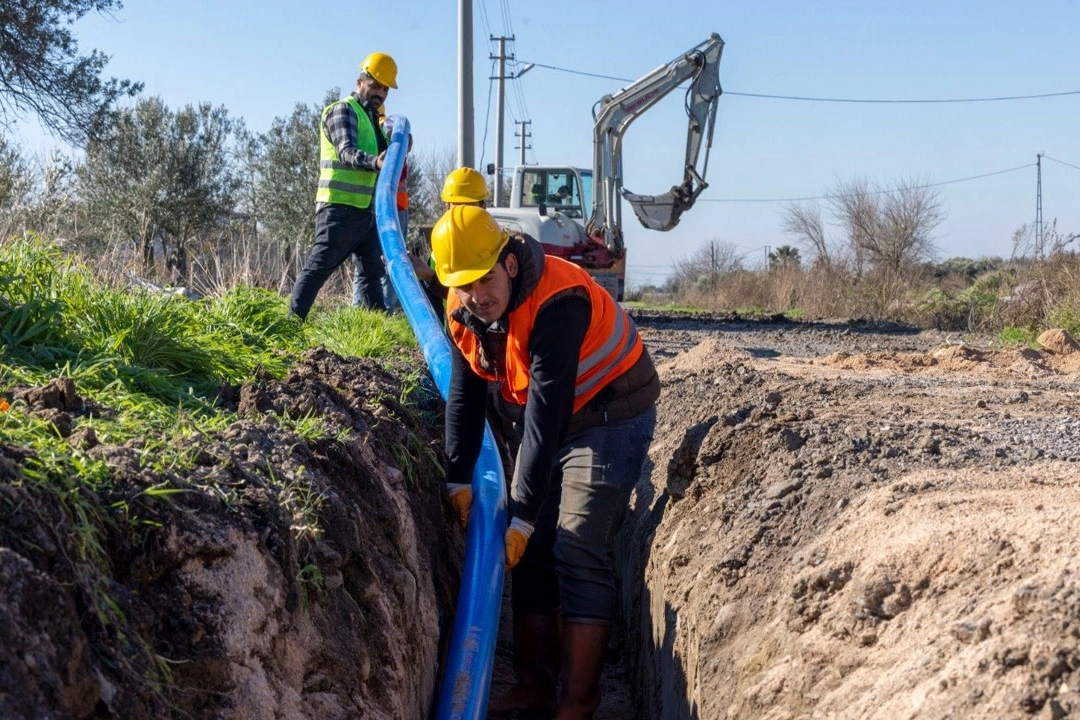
[396,162,409,211]
[448,256,643,413]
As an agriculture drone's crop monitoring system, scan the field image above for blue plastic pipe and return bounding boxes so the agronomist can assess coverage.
[375,116,507,720]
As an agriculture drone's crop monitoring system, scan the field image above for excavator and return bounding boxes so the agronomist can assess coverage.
[488,33,724,301]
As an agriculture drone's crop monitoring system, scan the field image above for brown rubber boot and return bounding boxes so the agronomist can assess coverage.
[487,613,561,717]
[555,622,609,719]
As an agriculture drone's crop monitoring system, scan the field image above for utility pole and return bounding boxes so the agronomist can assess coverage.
[491,35,514,207]
[457,0,474,169]
[1035,152,1044,258]
[515,120,531,166]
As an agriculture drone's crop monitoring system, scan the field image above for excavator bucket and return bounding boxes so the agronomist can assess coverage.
[623,178,705,231]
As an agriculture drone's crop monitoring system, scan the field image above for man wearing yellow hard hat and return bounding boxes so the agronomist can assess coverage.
[289,51,398,319]
[432,205,659,717]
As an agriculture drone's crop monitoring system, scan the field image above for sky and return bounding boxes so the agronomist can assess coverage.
[12,0,1080,288]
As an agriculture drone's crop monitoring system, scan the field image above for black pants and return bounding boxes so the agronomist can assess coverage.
[510,406,657,622]
[289,203,386,319]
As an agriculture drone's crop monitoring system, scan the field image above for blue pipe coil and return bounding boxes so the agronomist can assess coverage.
[375,116,507,719]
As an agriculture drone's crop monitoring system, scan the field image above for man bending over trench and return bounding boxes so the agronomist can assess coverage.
[434,205,659,718]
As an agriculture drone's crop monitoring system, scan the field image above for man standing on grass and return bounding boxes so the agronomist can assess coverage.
[433,205,659,718]
[289,52,397,320]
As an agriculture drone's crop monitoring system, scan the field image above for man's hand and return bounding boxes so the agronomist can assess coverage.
[504,517,535,571]
[374,150,387,170]
[410,253,435,283]
[447,483,472,527]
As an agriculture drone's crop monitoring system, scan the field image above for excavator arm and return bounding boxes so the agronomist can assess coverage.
[586,33,724,253]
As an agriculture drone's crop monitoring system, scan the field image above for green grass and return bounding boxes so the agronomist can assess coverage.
[0,233,428,567]
[0,233,440,695]
[998,326,1040,348]
[623,299,702,313]
[308,305,417,357]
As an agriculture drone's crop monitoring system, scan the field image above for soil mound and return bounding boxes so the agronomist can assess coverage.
[621,334,1080,719]
[0,348,461,720]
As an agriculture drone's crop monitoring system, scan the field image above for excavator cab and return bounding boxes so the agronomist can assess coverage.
[517,169,591,220]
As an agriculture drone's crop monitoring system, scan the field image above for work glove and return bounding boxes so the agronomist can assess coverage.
[447,483,472,527]
[504,517,535,571]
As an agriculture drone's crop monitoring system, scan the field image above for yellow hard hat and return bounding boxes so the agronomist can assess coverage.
[360,52,398,89]
[441,167,488,204]
[431,206,509,287]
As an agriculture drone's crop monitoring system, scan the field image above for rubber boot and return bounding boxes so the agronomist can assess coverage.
[487,613,561,717]
[555,622,609,719]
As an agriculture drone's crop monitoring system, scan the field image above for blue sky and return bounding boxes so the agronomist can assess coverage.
[13,1,1080,287]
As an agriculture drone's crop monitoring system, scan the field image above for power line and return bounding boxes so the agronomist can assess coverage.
[517,60,1080,104]
[476,0,496,52]
[499,0,514,39]
[524,61,629,83]
[477,57,498,169]
[1044,155,1080,173]
[725,89,1080,104]
[700,163,1036,204]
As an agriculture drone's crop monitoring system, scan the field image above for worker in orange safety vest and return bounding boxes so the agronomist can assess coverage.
[432,205,660,718]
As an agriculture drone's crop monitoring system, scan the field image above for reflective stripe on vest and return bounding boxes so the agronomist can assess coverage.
[315,96,379,209]
[448,255,643,413]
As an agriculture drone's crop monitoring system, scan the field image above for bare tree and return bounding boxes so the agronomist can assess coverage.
[781,201,834,269]
[413,146,457,210]
[784,176,943,277]
[828,177,876,275]
[867,178,942,273]
[671,238,742,290]
[409,145,458,252]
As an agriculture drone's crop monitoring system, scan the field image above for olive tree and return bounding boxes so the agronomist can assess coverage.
[0,134,32,212]
[78,96,237,274]
[0,0,141,144]
[250,100,321,271]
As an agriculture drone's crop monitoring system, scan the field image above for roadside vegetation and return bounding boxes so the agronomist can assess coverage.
[634,180,1080,344]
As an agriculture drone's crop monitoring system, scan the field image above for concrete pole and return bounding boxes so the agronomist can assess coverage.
[457,0,474,170]
[493,36,510,207]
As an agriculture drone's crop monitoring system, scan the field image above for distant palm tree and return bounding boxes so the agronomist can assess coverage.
[768,245,801,268]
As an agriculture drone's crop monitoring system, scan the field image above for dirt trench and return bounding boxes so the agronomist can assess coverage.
[614,312,1080,720]
[4,316,1080,719]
